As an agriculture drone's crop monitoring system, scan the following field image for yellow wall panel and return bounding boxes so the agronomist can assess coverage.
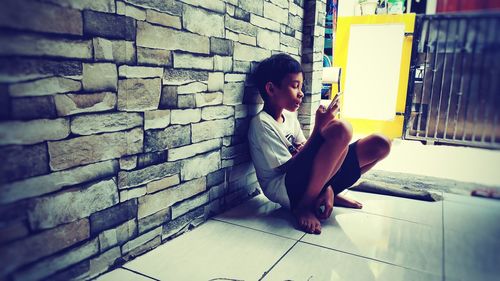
[333,14,416,138]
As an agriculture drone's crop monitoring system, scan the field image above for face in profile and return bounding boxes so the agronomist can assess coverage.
[270,72,304,112]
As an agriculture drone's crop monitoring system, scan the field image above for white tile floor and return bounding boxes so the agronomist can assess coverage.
[368,138,500,188]
[96,190,500,281]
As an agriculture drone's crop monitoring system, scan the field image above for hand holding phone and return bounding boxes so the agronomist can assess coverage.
[327,91,343,111]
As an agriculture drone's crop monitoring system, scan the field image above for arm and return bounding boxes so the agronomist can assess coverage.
[278,99,340,172]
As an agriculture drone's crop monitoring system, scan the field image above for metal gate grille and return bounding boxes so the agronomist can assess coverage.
[404,13,500,149]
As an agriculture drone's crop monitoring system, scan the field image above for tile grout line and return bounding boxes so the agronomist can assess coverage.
[121,266,161,281]
[347,208,442,228]
[258,233,307,281]
[299,240,442,278]
[213,209,442,277]
[339,191,445,227]
[210,218,302,242]
[441,192,446,281]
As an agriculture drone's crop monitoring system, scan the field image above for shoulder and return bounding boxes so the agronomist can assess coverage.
[249,111,280,140]
[250,111,274,130]
[249,111,265,137]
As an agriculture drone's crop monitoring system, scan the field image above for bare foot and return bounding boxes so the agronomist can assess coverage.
[334,193,363,209]
[293,208,322,234]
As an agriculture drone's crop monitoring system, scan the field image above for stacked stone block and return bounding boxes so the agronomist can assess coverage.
[299,0,326,136]
[0,0,323,280]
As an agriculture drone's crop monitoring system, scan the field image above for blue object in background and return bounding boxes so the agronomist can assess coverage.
[322,0,336,99]
[323,0,336,65]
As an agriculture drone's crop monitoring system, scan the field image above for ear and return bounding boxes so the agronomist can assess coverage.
[264,81,275,97]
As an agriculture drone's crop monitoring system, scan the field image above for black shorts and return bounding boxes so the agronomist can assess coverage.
[285,135,361,210]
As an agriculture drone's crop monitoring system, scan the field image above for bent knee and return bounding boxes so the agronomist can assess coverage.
[322,120,353,145]
[369,134,391,158]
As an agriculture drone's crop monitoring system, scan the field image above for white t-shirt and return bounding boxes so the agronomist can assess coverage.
[248,110,306,209]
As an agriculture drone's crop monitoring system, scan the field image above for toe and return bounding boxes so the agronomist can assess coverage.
[315,223,322,234]
[300,221,309,233]
[299,220,307,230]
[307,223,314,233]
[308,220,314,233]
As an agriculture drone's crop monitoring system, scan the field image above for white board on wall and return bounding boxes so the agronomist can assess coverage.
[342,23,405,121]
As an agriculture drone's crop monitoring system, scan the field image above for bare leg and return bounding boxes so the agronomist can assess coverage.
[331,134,392,209]
[293,120,352,234]
[298,120,352,208]
[355,133,392,175]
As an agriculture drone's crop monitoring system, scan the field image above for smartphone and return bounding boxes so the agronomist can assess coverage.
[327,91,343,111]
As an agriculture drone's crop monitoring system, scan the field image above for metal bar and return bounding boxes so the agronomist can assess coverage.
[452,18,470,140]
[453,18,471,140]
[416,18,432,137]
[493,78,499,144]
[492,18,500,145]
[432,18,451,139]
[403,15,424,139]
[405,13,500,149]
[470,19,489,142]
[460,19,480,141]
[480,18,497,143]
[424,19,442,138]
[423,12,500,20]
[404,134,500,150]
[443,19,461,139]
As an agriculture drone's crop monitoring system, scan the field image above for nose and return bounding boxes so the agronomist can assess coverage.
[298,90,304,98]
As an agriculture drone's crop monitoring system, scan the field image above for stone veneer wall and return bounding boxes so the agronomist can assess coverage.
[0,0,324,280]
[299,0,326,136]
